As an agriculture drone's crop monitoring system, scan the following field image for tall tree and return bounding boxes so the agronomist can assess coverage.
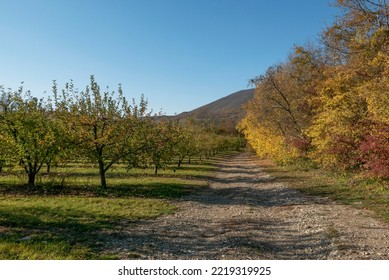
[240,0,389,177]
[239,45,326,163]
[308,0,389,172]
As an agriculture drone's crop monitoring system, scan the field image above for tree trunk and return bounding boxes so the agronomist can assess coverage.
[0,159,5,172]
[98,160,107,189]
[28,173,36,188]
[154,165,158,175]
[178,158,183,168]
[46,158,52,174]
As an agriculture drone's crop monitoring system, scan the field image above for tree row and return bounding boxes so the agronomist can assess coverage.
[0,77,243,188]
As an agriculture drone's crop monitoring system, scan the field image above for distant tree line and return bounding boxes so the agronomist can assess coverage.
[0,76,243,189]
[238,0,389,178]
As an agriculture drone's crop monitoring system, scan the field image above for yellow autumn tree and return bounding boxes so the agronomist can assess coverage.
[308,0,389,173]
[241,0,388,177]
[238,45,325,164]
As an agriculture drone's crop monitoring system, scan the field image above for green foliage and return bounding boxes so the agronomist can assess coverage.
[174,119,201,167]
[0,85,64,186]
[142,120,179,174]
[53,76,150,189]
[1,75,242,190]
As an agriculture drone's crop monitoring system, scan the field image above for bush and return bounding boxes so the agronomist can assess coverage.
[359,124,389,179]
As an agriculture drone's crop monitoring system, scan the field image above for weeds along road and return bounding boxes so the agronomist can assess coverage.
[105,152,389,259]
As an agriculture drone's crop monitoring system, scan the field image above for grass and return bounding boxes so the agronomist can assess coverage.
[0,155,225,259]
[0,159,218,197]
[259,158,389,222]
[0,196,175,259]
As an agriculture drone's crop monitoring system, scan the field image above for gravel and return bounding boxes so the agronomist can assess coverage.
[104,152,389,259]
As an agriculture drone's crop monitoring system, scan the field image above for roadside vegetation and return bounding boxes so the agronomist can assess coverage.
[0,153,235,259]
[260,158,389,222]
[0,76,243,259]
[239,0,388,212]
[239,0,389,180]
[0,196,175,259]
[0,76,243,189]
[239,1,388,223]
[2,0,387,259]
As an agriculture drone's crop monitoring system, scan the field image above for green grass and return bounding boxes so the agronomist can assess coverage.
[0,155,226,259]
[0,196,175,259]
[0,159,217,197]
[260,159,389,222]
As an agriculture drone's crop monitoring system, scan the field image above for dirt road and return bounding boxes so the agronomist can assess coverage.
[108,152,389,259]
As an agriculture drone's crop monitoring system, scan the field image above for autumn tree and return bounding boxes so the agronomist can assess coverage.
[308,0,389,174]
[142,120,179,174]
[0,85,63,187]
[239,45,326,163]
[54,76,149,189]
[174,119,207,166]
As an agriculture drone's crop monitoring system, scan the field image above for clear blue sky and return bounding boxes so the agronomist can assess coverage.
[0,0,337,115]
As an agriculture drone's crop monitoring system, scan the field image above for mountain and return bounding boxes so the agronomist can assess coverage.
[169,88,255,133]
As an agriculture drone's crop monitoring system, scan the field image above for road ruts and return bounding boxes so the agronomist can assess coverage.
[105,152,389,259]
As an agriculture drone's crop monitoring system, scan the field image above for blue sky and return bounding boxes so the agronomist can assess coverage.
[0,0,337,115]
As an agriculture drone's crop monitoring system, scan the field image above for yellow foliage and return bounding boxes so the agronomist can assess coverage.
[239,2,388,176]
[238,117,299,164]
[360,52,389,124]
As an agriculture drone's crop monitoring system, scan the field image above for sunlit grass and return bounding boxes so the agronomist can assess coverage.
[0,157,219,197]
[260,159,389,222]
[0,196,175,259]
[0,154,227,259]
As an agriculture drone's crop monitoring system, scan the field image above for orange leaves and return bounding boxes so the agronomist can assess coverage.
[241,1,389,178]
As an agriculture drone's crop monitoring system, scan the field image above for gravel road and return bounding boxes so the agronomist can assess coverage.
[107,152,389,259]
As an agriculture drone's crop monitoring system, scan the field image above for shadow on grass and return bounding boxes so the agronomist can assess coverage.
[0,205,127,259]
[107,183,204,199]
[0,158,216,199]
[0,181,207,199]
[0,193,177,260]
[257,160,385,208]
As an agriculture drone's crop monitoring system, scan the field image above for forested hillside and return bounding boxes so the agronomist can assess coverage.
[170,89,254,133]
[239,0,389,179]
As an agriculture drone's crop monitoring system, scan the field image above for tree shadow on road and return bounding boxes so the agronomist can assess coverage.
[106,215,346,260]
